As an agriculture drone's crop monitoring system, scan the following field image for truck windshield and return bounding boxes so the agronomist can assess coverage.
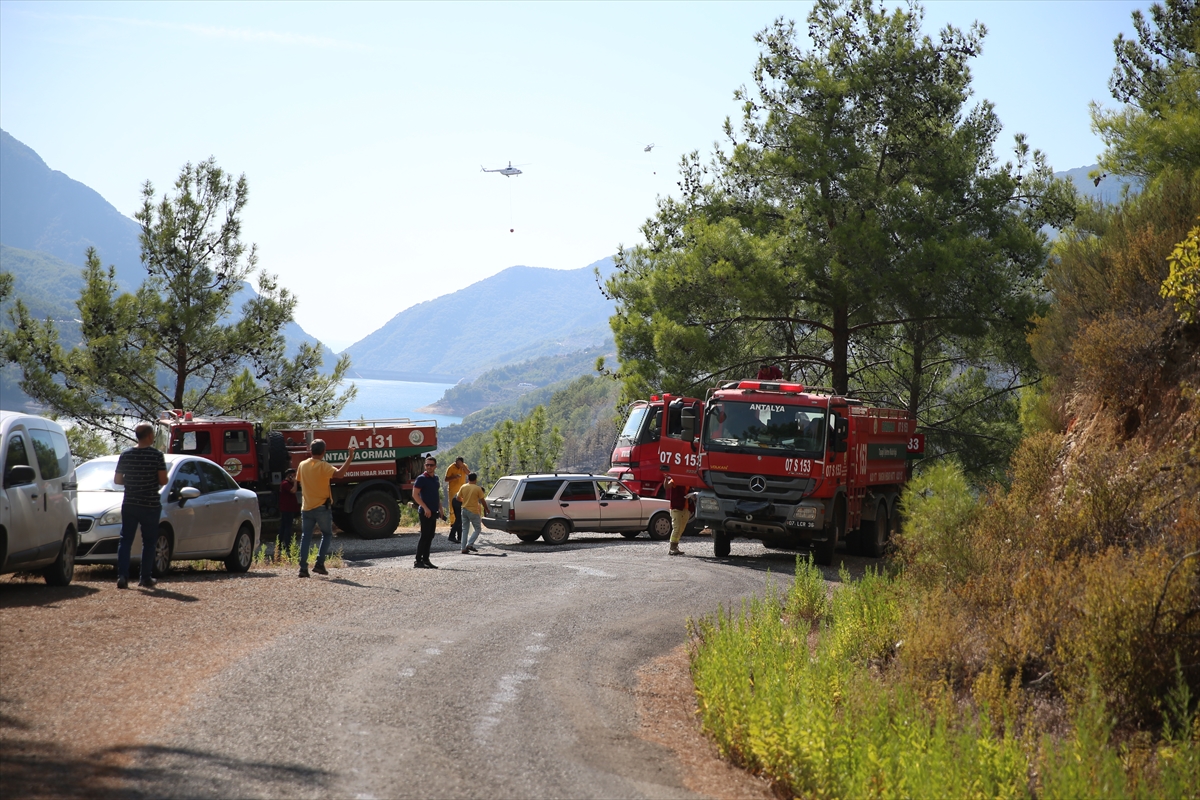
[702,401,826,455]
[616,405,649,446]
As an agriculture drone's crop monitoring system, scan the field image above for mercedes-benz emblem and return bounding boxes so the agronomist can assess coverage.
[749,475,767,493]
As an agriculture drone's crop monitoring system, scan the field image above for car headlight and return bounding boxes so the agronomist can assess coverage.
[790,505,817,521]
[698,496,720,514]
[99,508,122,526]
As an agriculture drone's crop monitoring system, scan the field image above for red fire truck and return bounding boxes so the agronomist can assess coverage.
[607,393,706,497]
[158,412,437,539]
[689,380,923,564]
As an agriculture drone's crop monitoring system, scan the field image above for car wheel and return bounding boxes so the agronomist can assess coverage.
[352,491,400,539]
[515,532,542,543]
[152,527,173,578]
[542,519,570,545]
[647,512,673,541]
[815,497,845,567]
[619,531,640,540]
[225,524,255,573]
[713,528,731,558]
[42,530,76,586]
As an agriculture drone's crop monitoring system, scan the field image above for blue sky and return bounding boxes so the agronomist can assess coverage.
[1,1,1142,351]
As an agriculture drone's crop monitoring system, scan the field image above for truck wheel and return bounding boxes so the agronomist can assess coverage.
[42,529,76,586]
[515,532,542,543]
[815,497,845,567]
[225,524,255,572]
[352,492,400,539]
[332,511,353,533]
[542,519,571,545]
[713,528,731,558]
[648,512,673,540]
[862,502,888,559]
[267,430,289,473]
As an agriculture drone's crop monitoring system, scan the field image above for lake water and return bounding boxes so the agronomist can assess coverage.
[338,378,462,430]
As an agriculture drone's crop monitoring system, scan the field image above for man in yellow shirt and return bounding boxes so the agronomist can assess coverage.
[296,439,357,578]
[444,457,470,543]
[455,472,489,554]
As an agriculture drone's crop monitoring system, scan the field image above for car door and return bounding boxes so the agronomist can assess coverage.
[557,480,602,532]
[2,430,44,566]
[28,425,76,551]
[163,461,201,556]
[597,480,643,530]
[195,460,241,555]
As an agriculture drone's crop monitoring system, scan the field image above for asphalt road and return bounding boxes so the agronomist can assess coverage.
[120,531,820,800]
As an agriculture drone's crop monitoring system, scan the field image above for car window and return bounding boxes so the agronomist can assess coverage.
[4,433,31,473]
[197,460,238,493]
[561,481,597,501]
[597,481,634,500]
[487,478,518,501]
[171,461,203,495]
[29,430,68,480]
[224,429,251,454]
[521,480,564,502]
[77,460,122,491]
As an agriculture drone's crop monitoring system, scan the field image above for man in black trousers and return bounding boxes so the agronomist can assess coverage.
[411,456,445,569]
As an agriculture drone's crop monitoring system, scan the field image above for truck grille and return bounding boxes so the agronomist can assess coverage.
[709,472,814,504]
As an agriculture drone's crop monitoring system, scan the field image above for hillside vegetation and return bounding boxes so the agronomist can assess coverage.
[686,1,1199,797]
[421,345,613,417]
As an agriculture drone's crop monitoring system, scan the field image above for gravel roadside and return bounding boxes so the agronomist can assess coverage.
[1,527,774,799]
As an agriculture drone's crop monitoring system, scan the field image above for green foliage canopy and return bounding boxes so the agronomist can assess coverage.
[1,159,354,435]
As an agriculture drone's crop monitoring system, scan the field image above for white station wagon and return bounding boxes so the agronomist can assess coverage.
[482,473,673,545]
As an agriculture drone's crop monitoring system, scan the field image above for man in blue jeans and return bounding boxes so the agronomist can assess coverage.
[113,422,168,589]
[296,438,357,578]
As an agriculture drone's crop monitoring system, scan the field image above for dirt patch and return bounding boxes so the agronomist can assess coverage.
[635,644,775,800]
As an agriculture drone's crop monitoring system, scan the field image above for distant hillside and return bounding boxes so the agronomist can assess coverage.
[344,257,618,380]
[0,130,144,290]
[0,129,337,371]
[1056,164,1141,205]
[420,344,614,417]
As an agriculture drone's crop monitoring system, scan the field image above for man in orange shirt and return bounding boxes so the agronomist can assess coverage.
[296,438,357,578]
[444,457,470,543]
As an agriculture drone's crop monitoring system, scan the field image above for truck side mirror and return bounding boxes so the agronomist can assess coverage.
[681,409,696,443]
[830,414,849,453]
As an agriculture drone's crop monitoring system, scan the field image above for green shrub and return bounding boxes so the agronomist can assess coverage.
[896,460,979,587]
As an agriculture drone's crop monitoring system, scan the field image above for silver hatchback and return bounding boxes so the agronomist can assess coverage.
[75,454,261,576]
[482,473,673,545]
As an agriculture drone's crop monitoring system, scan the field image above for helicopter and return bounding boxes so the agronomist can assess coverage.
[481,161,523,177]
[643,143,656,152]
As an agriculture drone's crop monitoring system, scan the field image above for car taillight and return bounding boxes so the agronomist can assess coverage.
[508,509,515,521]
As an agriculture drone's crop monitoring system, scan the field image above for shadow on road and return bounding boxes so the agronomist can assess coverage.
[0,582,101,609]
[0,737,337,800]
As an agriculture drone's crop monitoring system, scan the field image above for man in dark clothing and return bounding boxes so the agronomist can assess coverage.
[114,422,168,589]
[412,456,445,569]
[278,468,299,550]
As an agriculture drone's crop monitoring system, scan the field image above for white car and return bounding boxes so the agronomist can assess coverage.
[1,411,78,585]
[75,454,261,576]
[482,473,673,545]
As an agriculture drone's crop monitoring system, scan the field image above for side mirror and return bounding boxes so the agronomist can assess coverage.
[681,414,696,443]
[4,464,36,487]
[830,415,849,453]
[179,486,201,504]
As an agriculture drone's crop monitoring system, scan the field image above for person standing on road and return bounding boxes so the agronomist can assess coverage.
[113,422,169,589]
[413,456,445,569]
[455,472,488,555]
[278,468,300,551]
[661,465,689,556]
[296,439,357,578]
[444,457,469,544]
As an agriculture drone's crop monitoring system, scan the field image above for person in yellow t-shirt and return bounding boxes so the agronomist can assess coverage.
[455,472,489,554]
[444,457,470,543]
[296,439,357,578]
